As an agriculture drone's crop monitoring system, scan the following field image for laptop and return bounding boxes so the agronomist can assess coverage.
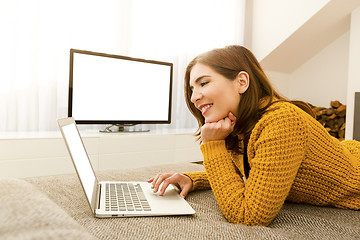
[58,117,195,218]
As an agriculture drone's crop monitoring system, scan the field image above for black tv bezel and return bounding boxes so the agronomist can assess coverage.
[68,48,173,125]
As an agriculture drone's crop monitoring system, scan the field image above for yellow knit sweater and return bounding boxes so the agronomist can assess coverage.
[184,101,360,226]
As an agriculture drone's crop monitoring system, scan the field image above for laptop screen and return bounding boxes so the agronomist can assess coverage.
[61,122,96,204]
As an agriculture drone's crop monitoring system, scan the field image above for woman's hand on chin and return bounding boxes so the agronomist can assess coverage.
[201,112,236,143]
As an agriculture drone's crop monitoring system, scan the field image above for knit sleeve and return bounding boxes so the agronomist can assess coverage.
[202,107,308,226]
[182,171,211,191]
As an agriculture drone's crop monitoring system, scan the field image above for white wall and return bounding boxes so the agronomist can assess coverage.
[251,0,330,61]
[265,31,349,108]
[288,31,350,107]
[265,71,290,97]
[249,0,360,140]
[345,6,360,140]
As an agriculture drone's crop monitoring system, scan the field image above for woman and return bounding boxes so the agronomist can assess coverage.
[148,45,360,226]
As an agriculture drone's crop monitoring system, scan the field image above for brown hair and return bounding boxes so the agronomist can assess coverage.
[184,45,314,153]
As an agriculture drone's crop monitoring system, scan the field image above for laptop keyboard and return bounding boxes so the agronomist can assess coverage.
[105,183,151,212]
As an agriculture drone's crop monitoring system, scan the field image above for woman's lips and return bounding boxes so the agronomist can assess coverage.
[199,104,213,115]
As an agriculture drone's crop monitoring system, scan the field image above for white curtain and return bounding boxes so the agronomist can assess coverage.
[0,0,245,132]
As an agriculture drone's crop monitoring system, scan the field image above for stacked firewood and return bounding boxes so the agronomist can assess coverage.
[309,100,346,141]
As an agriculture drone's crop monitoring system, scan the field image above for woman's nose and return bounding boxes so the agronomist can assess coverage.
[190,89,201,103]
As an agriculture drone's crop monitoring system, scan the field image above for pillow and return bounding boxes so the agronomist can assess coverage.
[0,178,96,240]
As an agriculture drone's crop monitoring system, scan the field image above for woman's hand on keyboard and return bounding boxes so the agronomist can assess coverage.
[148,171,193,198]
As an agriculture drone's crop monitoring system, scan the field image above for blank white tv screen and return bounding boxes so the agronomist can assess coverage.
[69,49,173,124]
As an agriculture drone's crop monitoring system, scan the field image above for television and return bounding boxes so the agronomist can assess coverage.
[68,49,173,132]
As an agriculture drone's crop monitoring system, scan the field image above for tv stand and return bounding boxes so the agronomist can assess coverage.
[100,124,150,133]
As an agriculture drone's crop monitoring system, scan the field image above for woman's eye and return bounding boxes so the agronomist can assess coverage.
[200,81,208,87]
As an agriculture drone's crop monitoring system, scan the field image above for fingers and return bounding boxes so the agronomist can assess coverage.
[148,172,192,198]
[159,173,192,198]
[203,113,236,130]
[201,113,236,143]
[149,171,174,193]
[159,173,179,196]
[151,174,168,193]
[221,117,233,129]
[179,183,191,198]
[228,112,236,122]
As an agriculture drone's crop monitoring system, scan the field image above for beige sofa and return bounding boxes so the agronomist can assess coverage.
[1,162,359,240]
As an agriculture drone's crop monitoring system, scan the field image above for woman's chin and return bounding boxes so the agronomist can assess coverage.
[204,115,227,123]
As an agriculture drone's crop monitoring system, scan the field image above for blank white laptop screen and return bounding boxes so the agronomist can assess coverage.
[61,123,95,203]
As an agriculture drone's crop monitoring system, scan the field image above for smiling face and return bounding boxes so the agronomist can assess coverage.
[189,63,244,123]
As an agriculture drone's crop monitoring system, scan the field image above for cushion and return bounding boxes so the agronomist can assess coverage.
[0,178,96,240]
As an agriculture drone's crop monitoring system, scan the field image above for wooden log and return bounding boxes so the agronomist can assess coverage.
[326,108,335,115]
[338,117,345,127]
[309,101,346,140]
[338,128,345,139]
[328,113,337,120]
[335,105,346,117]
[331,100,342,108]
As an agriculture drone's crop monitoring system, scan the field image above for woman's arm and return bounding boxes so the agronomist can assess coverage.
[202,108,308,226]
[182,171,211,191]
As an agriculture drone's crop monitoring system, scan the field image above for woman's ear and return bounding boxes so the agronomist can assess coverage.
[236,71,249,94]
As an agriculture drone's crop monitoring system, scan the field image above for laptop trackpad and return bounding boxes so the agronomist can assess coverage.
[141,182,195,215]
